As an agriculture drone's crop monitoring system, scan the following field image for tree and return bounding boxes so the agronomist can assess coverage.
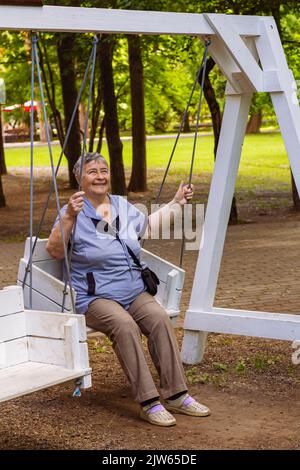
[99,35,126,194]
[127,35,147,192]
[0,174,6,208]
[0,106,7,175]
[57,32,82,188]
[0,107,6,208]
[37,36,65,148]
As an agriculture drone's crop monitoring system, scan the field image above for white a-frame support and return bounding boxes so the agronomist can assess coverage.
[0,5,299,364]
[181,14,300,364]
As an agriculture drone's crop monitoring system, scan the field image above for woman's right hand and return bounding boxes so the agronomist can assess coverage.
[66,191,85,218]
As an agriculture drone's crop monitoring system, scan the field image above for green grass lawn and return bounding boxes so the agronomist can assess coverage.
[4,133,291,192]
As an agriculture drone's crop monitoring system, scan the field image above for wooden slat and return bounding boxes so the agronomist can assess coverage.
[256,18,300,193]
[205,36,250,94]
[164,270,183,311]
[24,237,52,262]
[184,307,300,341]
[18,258,73,310]
[0,362,86,403]
[0,337,28,369]
[79,342,90,371]
[28,337,66,367]
[19,282,71,313]
[0,5,214,35]
[0,6,260,36]
[34,260,63,280]
[64,318,81,370]
[28,336,90,373]
[21,285,97,335]
[0,286,24,317]
[0,312,26,343]
[25,309,87,342]
[204,13,263,92]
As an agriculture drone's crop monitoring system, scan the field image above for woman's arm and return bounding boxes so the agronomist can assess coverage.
[46,191,85,259]
[146,182,194,238]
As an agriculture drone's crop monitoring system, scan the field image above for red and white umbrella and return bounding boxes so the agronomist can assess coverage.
[23,100,38,112]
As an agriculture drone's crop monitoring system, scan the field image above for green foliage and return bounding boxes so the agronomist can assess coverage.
[186,367,210,384]
[253,354,281,371]
[213,362,228,372]
[235,358,246,373]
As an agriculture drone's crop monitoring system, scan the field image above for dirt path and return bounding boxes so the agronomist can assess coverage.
[1,170,300,450]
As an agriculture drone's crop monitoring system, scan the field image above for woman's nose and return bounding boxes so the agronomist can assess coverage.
[95,172,106,179]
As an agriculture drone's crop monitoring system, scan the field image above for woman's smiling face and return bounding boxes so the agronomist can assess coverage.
[80,159,110,199]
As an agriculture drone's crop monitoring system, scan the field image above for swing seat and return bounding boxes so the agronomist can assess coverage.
[18,238,185,330]
[0,286,91,404]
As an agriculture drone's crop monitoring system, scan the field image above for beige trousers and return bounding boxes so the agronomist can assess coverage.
[85,292,187,403]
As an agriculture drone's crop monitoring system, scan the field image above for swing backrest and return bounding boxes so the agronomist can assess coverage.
[18,238,185,326]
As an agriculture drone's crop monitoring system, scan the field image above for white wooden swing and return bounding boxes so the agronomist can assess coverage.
[0,2,300,405]
[18,237,185,330]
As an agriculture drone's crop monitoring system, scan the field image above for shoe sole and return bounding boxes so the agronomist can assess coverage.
[139,412,176,427]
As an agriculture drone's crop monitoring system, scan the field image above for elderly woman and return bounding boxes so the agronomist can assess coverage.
[47,152,210,427]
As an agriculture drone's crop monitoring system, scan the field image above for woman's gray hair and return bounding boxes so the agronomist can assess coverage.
[73,152,109,177]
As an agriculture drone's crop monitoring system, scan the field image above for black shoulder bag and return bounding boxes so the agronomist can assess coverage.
[126,244,160,296]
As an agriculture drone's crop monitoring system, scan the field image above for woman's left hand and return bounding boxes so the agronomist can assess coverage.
[173,182,194,206]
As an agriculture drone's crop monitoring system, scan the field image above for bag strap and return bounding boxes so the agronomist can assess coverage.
[114,215,143,269]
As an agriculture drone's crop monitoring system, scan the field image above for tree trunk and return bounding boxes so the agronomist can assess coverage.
[37,40,65,148]
[89,73,102,153]
[0,174,6,208]
[183,111,190,133]
[79,103,89,139]
[271,4,300,209]
[0,104,6,207]
[0,106,7,175]
[201,57,238,224]
[127,35,147,193]
[96,116,106,154]
[291,171,300,210]
[57,33,81,189]
[246,111,262,134]
[36,101,47,142]
[99,35,126,195]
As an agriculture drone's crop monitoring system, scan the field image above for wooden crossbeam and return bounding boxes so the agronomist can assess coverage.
[0,6,259,36]
[0,1,43,5]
